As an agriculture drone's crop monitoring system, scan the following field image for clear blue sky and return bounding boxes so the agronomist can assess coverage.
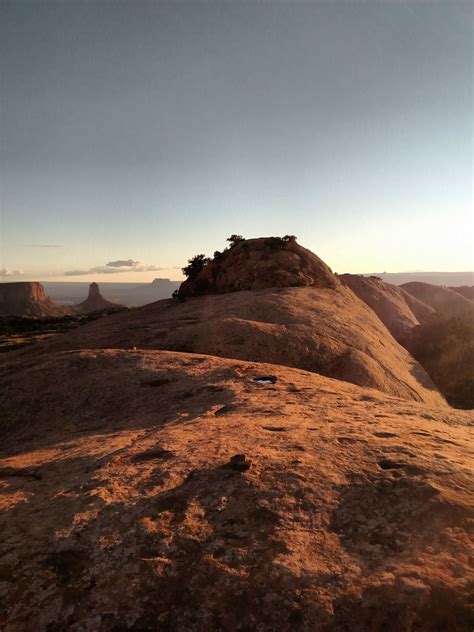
[1,0,472,281]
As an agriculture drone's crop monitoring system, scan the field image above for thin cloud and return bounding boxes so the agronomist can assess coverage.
[65,260,167,276]
[106,259,140,268]
[1,268,24,276]
[23,244,62,248]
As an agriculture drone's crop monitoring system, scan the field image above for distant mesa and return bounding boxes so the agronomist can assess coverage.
[151,277,175,287]
[179,236,339,298]
[74,282,125,314]
[0,282,67,317]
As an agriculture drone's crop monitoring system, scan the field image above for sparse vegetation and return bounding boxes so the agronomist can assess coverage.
[226,234,245,248]
[182,254,211,280]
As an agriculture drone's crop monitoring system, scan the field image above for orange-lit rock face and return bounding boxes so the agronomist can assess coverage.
[179,237,339,297]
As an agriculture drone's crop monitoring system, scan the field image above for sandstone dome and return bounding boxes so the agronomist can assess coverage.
[179,237,339,298]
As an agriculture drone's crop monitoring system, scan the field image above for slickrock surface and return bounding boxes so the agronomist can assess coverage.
[0,282,67,317]
[179,238,339,298]
[0,350,472,631]
[6,286,445,406]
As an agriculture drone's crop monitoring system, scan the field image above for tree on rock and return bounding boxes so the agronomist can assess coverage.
[283,235,297,243]
[182,254,211,280]
[226,234,245,248]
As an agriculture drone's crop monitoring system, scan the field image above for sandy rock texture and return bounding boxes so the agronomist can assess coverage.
[0,350,472,631]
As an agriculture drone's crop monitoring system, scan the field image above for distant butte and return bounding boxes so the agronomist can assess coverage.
[74,282,124,314]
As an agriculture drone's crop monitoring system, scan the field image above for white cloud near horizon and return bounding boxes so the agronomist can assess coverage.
[65,260,166,276]
[1,268,24,276]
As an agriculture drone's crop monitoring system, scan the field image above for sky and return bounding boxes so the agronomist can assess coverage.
[1,0,472,282]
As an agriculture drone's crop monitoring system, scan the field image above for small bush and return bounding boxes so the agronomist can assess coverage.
[182,254,211,280]
[226,234,245,248]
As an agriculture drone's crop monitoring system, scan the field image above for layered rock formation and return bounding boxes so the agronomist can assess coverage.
[0,282,66,317]
[74,282,124,314]
[179,237,339,298]
[0,350,472,630]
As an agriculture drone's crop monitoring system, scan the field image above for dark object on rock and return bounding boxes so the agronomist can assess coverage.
[254,375,278,384]
[228,454,252,472]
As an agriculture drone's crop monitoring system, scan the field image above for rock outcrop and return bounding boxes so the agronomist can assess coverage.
[179,237,339,298]
[74,282,124,314]
[0,282,66,317]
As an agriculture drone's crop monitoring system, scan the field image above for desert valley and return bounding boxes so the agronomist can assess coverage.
[0,236,473,631]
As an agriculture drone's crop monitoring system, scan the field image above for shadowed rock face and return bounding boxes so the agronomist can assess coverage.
[74,282,123,314]
[0,282,66,317]
[179,237,339,298]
